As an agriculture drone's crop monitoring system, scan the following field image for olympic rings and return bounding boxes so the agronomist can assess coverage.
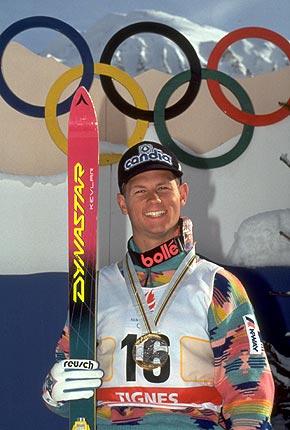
[0,17,290,168]
[0,16,94,118]
[44,63,149,163]
[154,69,254,169]
[207,27,290,126]
[99,22,201,121]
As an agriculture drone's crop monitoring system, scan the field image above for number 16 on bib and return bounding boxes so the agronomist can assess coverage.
[68,87,99,430]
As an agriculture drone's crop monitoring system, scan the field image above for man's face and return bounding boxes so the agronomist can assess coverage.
[117,169,189,251]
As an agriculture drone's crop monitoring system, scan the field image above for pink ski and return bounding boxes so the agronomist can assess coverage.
[67,86,99,430]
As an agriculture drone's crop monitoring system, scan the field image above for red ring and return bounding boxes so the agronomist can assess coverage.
[207,27,290,126]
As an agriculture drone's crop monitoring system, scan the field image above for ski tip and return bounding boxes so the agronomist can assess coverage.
[69,86,98,127]
[72,86,92,108]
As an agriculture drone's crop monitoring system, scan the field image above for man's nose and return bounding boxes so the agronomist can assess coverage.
[147,190,162,202]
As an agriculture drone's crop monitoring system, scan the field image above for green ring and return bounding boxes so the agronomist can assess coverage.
[154,68,255,169]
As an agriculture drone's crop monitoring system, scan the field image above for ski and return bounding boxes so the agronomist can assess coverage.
[68,86,99,430]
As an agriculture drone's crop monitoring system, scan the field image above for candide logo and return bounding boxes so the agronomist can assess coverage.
[124,143,173,171]
[141,239,180,268]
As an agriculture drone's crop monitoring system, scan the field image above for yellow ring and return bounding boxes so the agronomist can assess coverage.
[44,63,149,165]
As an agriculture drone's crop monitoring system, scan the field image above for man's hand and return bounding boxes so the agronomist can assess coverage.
[49,359,103,402]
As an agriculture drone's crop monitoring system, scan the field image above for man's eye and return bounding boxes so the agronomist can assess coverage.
[134,189,146,194]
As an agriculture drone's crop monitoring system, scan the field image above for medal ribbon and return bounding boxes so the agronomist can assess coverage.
[123,247,196,334]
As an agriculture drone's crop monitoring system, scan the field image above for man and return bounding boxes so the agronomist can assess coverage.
[43,141,274,429]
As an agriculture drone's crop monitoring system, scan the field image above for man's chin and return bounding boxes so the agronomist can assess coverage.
[146,227,177,242]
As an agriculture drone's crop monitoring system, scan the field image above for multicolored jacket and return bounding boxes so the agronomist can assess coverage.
[43,249,274,429]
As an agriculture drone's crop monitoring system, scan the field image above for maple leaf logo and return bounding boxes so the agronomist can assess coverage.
[145,290,156,311]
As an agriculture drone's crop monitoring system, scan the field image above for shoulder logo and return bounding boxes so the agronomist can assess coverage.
[243,314,262,355]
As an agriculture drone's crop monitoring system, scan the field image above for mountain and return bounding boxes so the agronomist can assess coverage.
[41,10,289,77]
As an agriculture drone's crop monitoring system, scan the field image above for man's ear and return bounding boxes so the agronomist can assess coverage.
[117,193,128,215]
[179,182,189,206]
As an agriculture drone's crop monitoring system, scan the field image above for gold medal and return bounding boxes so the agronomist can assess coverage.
[132,333,169,370]
[124,251,196,371]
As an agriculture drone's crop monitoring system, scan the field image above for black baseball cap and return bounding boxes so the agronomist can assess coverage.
[118,141,183,192]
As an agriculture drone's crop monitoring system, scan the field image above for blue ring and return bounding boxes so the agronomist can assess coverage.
[0,16,94,117]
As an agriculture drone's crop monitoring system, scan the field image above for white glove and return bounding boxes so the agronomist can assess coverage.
[49,359,103,402]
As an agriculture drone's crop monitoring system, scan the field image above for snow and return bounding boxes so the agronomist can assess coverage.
[0,172,68,274]
[1,0,290,46]
[1,5,289,76]
[40,10,289,78]
[228,209,290,266]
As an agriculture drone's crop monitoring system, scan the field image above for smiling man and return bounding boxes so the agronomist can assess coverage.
[117,142,187,251]
[43,141,274,429]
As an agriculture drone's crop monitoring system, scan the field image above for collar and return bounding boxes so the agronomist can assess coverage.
[128,217,195,269]
[129,236,184,268]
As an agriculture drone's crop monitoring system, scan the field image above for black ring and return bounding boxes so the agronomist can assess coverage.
[99,22,201,122]
[0,16,94,118]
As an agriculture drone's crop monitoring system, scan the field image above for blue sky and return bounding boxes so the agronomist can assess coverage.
[1,0,289,51]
